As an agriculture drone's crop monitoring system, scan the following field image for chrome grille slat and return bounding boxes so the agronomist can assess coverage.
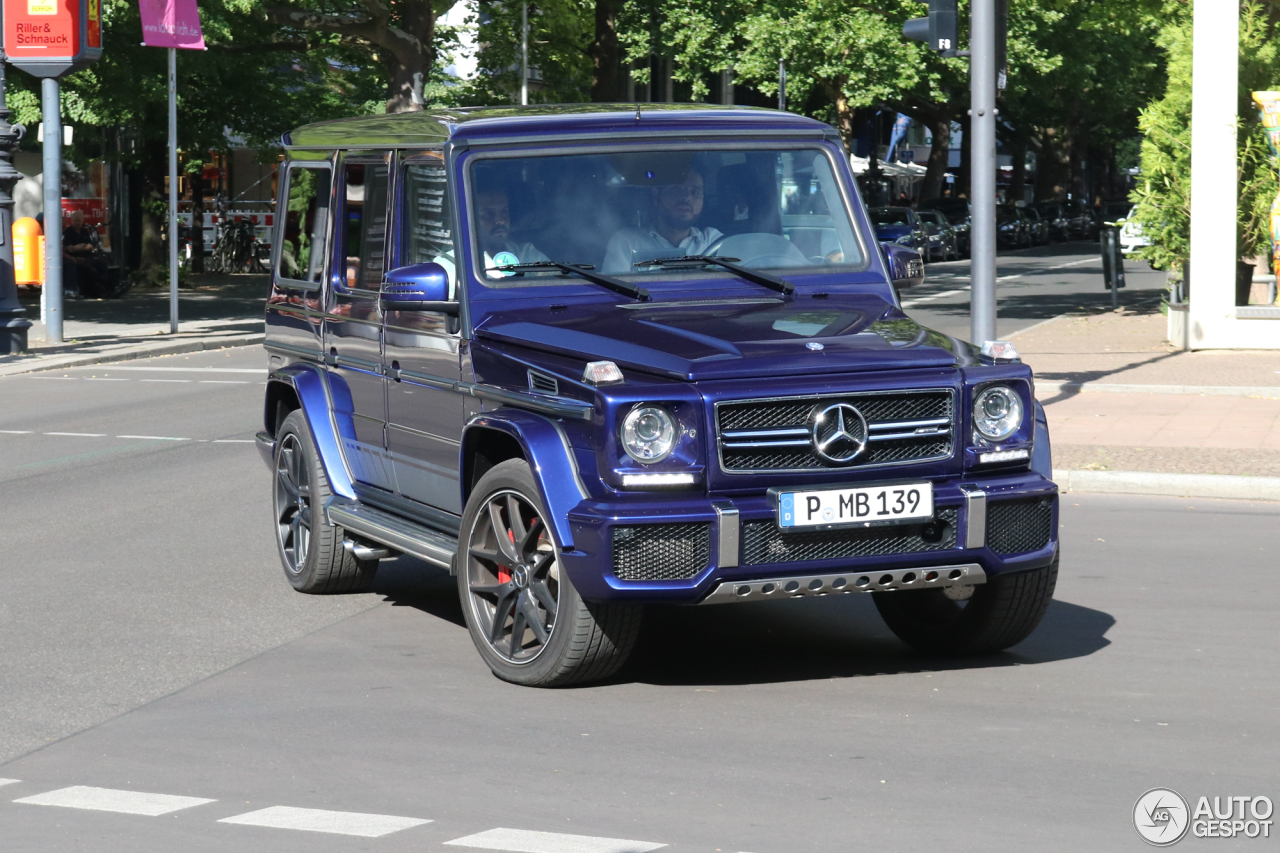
[715,389,955,473]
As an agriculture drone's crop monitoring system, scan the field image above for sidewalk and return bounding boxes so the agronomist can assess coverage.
[1011,304,1280,494]
[0,275,267,376]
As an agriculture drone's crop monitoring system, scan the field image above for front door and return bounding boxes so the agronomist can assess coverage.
[384,152,466,515]
[325,154,393,490]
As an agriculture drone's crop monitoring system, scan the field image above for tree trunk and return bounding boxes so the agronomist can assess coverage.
[920,115,952,202]
[190,165,204,274]
[138,143,167,278]
[1033,128,1062,200]
[830,82,855,152]
[590,0,623,101]
[386,44,432,112]
[1008,136,1028,204]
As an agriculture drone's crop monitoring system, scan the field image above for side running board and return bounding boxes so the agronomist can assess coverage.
[326,498,459,573]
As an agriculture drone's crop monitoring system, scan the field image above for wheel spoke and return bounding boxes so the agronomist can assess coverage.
[279,473,299,500]
[298,505,313,529]
[489,502,520,563]
[530,578,557,618]
[509,608,526,658]
[530,551,554,577]
[519,592,549,644]
[469,546,504,566]
[517,516,541,557]
[488,589,517,644]
[506,495,527,544]
[470,581,514,598]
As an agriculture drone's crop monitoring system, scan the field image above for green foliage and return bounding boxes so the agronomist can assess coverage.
[1132,0,1280,272]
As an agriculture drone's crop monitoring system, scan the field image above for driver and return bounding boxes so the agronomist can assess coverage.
[602,167,723,273]
[432,186,549,289]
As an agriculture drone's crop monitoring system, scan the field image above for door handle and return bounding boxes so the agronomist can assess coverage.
[387,360,402,382]
[325,347,338,367]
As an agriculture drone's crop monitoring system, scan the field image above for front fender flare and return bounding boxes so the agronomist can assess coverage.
[265,364,357,500]
[1032,400,1053,481]
[461,409,590,551]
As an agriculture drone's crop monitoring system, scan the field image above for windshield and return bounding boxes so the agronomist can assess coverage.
[870,208,911,226]
[466,146,864,285]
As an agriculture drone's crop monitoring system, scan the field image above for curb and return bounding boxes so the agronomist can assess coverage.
[1038,380,1280,399]
[0,332,265,377]
[1054,468,1280,502]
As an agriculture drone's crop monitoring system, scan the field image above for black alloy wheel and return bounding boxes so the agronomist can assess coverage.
[464,489,560,664]
[275,432,312,576]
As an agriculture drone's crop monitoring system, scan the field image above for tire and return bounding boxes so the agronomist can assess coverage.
[458,459,642,687]
[873,553,1058,654]
[273,410,378,594]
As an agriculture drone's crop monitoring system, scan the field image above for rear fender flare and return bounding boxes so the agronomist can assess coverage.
[460,410,589,551]
[265,364,357,500]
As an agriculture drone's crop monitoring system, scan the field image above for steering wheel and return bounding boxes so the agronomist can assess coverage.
[705,233,810,268]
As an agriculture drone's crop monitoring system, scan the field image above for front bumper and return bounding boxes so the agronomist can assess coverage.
[561,471,1057,603]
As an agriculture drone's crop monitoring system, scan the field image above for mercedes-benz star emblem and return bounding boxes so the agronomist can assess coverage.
[809,403,868,464]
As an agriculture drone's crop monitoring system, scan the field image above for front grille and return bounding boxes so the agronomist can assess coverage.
[741,507,959,566]
[612,523,711,581]
[716,390,954,473]
[986,496,1054,554]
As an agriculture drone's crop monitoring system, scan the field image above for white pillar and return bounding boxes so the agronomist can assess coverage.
[1188,1,1239,347]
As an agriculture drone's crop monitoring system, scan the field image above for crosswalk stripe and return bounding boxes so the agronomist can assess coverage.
[14,786,215,816]
[444,827,666,853]
[0,779,19,787]
[218,805,431,837]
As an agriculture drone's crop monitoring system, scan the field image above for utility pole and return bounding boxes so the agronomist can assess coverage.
[167,48,178,333]
[41,77,62,342]
[521,2,528,106]
[0,43,32,354]
[778,61,786,111]
[968,0,997,345]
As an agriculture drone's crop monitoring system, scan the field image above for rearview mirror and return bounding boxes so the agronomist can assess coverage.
[380,263,458,314]
[882,243,925,289]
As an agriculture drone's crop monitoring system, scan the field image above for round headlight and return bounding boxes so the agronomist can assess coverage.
[973,385,1024,442]
[622,406,676,463]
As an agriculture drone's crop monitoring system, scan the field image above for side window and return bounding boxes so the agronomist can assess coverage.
[340,160,391,292]
[277,165,331,285]
[400,158,456,297]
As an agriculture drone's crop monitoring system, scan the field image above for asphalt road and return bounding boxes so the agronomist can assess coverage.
[2,249,1274,852]
[901,241,1166,340]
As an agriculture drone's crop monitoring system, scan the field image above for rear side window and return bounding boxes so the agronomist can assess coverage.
[278,165,332,286]
[400,157,456,296]
[339,160,391,291]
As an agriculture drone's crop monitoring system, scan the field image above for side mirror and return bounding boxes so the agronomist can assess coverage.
[882,242,925,289]
[380,263,458,314]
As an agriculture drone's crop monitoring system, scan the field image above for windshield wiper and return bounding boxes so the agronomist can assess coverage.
[489,261,649,302]
[633,255,794,295]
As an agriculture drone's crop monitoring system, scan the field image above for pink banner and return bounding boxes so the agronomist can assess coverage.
[139,0,205,50]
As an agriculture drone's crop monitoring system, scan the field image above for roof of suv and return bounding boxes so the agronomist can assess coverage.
[283,104,838,149]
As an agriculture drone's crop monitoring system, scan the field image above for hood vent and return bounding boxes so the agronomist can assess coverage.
[527,370,559,396]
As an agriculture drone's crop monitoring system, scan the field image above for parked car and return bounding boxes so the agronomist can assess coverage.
[996,204,1032,249]
[259,105,1060,686]
[919,199,971,257]
[1020,207,1051,246]
[869,207,929,258]
[1031,202,1071,242]
[1063,199,1097,240]
[916,209,960,261]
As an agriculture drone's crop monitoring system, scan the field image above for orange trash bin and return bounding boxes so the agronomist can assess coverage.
[13,216,43,286]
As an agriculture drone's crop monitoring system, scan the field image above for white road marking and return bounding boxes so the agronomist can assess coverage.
[199,380,250,384]
[902,287,967,307]
[14,785,215,816]
[444,828,667,853]
[71,366,264,374]
[213,439,254,443]
[0,779,19,787]
[44,432,105,437]
[0,430,33,434]
[140,379,191,383]
[84,377,129,381]
[116,435,189,441]
[218,806,431,838]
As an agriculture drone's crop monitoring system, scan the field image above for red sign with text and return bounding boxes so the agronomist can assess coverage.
[2,0,102,77]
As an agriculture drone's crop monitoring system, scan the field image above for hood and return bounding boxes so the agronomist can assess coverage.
[473,294,970,382]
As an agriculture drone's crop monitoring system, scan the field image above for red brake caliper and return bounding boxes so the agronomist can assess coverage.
[497,528,515,585]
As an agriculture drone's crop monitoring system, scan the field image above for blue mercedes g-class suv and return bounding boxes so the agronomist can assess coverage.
[257,105,1058,686]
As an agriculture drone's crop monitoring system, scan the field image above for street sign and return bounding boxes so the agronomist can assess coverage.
[3,0,103,78]
[902,0,958,58]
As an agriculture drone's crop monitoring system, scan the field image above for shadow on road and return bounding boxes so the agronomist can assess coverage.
[373,555,466,627]
[622,594,1113,686]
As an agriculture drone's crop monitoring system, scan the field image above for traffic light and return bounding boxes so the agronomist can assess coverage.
[902,0,958,58]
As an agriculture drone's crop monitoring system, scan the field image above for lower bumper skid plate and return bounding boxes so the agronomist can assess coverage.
[700,563,987,605]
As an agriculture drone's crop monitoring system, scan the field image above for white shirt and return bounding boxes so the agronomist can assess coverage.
[431,241,550,297]
[602,226,724,274]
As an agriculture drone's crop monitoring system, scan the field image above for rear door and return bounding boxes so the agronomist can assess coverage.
[324,153,394,490]
[383,151,466,516]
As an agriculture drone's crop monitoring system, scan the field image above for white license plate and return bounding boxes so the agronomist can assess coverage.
[777,482,933,529]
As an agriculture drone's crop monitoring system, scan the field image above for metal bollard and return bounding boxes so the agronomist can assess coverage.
[1100,224,1124,310]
